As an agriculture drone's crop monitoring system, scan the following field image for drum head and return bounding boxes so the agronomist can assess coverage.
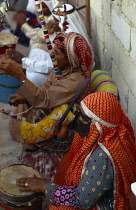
[0,32,18,47]
[0,165,42,206]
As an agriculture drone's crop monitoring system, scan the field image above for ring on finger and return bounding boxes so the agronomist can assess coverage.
[25,182,29,187]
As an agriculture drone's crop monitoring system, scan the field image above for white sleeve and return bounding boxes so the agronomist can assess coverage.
[22,48,53,74]
[22,57,53,74]
[21,22,44,43]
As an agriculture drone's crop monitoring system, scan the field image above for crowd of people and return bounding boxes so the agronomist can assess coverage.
[0,0,136,209]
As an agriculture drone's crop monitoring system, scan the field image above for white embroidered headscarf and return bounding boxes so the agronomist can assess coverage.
[26,0,37,14]
[27,0,58,14]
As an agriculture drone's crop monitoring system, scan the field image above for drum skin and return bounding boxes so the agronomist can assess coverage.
[0,32,18,55]
[0,165,43,209]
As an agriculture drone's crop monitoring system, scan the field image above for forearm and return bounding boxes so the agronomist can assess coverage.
[22,57,53,74]
[17,73,85,109]
[21,23,44,43]
[45,147,114,209]
[15,71,26,82]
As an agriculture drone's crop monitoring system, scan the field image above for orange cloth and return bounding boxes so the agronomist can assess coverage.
[50,92,136,210]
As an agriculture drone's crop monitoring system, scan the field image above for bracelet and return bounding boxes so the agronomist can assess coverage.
[21,80,26,85]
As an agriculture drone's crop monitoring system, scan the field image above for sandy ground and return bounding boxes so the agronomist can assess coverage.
[0,102,49,209]
[0,102,22,170]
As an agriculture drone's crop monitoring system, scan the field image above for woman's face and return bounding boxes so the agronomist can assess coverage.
[54,45,70,70]
[42,2,51,16]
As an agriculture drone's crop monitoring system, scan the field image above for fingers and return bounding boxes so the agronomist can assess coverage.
[16,178,33,192]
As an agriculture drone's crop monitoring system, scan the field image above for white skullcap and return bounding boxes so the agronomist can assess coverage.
[27,0,58,14]
[26,0,37,14]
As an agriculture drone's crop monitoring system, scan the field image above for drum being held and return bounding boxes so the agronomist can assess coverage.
[0,164,43,210]
[0,32,20,103]
[0,32,18,55]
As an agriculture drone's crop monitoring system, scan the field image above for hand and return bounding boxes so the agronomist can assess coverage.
[50,120,69,139]
[16,176,49,193]
[6,49,24,64]
[0,58,25,81]
[8,94,27,106]
[46,19,61,34]
[14,12,26,26]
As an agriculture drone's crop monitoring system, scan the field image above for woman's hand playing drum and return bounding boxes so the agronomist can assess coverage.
[6,49,24,64]
[50,120,69,139]
[16,176,49,194]
[8,94,27,106]
[0,58,26,82]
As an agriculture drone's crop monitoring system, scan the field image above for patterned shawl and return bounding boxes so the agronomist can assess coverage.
[53,32,94,92]
[50,92,136,210]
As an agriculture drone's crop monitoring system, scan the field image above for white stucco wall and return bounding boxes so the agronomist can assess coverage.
[90,0,136,135]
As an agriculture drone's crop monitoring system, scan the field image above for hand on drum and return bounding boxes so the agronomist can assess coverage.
[6,49,24,64]
[16,176,49,194]
[0,58,25,81]
[8,93,27,106]
[46,19,61,34]
[14,12,27,26]
[50,120,69,139]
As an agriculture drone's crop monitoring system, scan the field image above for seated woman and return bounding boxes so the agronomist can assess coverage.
[16,91,136,209]
[0,32,94,180]
[7,0,60,87]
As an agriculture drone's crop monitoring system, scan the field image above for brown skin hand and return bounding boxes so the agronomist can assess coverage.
[0,58,26,82]
[16,176,49,193]
[14,12,27,26]
[6,49,24,64]
[8,93,27,106]
[46,19,61,34]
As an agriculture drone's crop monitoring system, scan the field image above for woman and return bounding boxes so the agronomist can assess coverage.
[16,91,136,209]
[0,32,94,179]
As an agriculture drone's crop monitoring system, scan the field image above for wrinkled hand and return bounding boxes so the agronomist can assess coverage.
[50,120,69,139]
[46,19,60,34]
[0,58,23,77]
[6,49,24,64]
[8,94,27,106]
[14,12,26,26]
[16,176,49,193]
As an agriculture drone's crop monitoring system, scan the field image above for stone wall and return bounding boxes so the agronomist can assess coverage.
[90,0,136,135]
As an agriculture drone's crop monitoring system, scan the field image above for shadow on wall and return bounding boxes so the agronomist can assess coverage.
[8,0,28,11]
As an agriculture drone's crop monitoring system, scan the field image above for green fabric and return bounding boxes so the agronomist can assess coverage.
[8,0,28,11]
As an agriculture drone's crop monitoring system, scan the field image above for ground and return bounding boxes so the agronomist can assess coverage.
[0,103,22,170]
[0,103,49,209]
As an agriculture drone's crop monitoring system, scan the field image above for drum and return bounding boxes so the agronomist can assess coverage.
[0,75,20,103]
[0,33,20,103]
[0,164,43,210]
[0,32,18,55]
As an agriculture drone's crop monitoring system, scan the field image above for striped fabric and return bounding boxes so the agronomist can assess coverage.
[91,70,118,96]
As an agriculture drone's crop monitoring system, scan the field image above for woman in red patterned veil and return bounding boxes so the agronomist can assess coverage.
[16,91,136,209]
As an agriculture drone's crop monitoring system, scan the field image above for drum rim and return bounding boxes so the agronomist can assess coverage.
[0,164,43,206]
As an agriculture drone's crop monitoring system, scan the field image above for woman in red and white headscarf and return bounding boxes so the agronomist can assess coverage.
[16,92,136,210]
[0,32,94,180]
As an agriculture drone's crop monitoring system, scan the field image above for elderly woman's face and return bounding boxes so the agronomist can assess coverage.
[54,45,70,70]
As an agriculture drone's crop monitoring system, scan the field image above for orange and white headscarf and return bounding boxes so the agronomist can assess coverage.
[50,92,136,210]
[53,32,94,91]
